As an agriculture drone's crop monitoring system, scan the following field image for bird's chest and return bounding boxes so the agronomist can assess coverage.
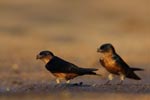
[53,73,78,80]
[53,73,67,79]
[100,57,115,67]
[100,57,121,74]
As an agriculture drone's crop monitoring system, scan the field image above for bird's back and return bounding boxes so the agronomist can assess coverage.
[46,56,98,74]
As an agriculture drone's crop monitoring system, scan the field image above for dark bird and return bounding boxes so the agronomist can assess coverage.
[97,43,143,84]
[36,50,99,84]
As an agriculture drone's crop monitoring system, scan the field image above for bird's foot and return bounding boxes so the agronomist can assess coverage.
[117,81,123,85]
[54,84,61,88]
[104,80,111,85]
[55,83,69,88]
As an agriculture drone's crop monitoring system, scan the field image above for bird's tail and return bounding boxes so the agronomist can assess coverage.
[131,68,144,71]
[80,68,101,76]
[126,71,142,80]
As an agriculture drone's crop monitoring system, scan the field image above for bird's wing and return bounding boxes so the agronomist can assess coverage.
[47,56,94,74]
[113,54,130,71]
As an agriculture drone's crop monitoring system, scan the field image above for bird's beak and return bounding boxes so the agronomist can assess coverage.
[97,48,101,52]
[97,48,103,53]
[36,54,42,60]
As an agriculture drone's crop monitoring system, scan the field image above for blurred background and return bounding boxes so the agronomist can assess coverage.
[0,0,149,99]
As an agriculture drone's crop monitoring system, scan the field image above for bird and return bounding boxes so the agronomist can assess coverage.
[36,50,100,84]
[97,43,143,85]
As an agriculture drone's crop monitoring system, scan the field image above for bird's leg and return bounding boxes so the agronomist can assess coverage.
[105,74,114,85]
[56,78,61,84]
[54,78,61,87]
[66,80,70,84]
[58,80,71,88]
[117,73,125,85]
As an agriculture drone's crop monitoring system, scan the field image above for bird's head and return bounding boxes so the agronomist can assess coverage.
[97,43,116,54]
[36,50,54,64]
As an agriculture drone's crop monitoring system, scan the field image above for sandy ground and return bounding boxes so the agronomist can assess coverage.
[0,72,149,100]
[0,82,150,100]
